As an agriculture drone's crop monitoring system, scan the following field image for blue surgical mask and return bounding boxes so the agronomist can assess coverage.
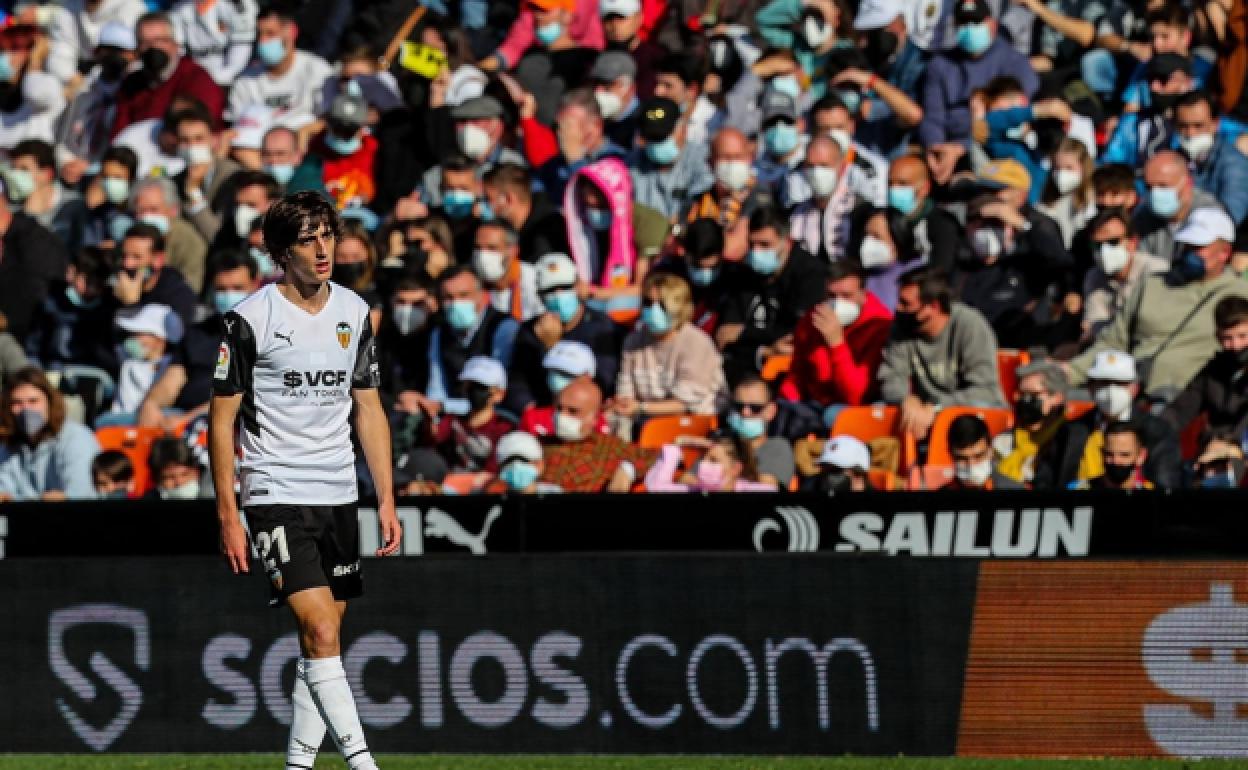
[0,53,13,82]
[257,37,287,68]
[689,265,719,286]
[66,286,99,309]
[213,290,248,314]
[478,200,495,222]
[265,163,295,186]
[764,122,800,157]
[500,460,540,491]
[748,248,781,275]
[646,136,681,165]
[770,75,802,100]
[586,207,612,231]
[324,131,362,156]
[888,185,919,215]
[392,303,428,335]
[956,22,994,56]
[1176,250,1207,282]
[642,301,671,335]
[543,289,580,323]
[835,89,862,115]
[140,213,170,235]
[1150,185,1181,219]
[442,189,476,220]
[547,371,575,395]
[109,214,135,242]
[727,411,766,440]
[123,336,149,360]
[250,246,276,277]
[536,21,563,46]
[446,298,479,331]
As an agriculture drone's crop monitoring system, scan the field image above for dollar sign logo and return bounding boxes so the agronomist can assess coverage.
[1142,582,1248,757]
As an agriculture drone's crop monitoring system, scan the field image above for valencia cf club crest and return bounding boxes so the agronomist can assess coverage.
[336,322,351,349]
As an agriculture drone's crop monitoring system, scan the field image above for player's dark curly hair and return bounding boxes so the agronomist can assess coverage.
[262,191,342,268]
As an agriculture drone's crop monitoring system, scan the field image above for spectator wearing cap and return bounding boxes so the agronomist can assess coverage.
[147,434,212,499]
[755,90,808,199]
[599,0,666,99]
[261,125,325,197]
[591,51,641,149]
[517,340,615,439]
[1037,350,1179,489]
[655,51,727,148]
[393,450,449,497]
[541,378,656,492]
[419,96,527,208]
[788,135,861,262]
[629,97,713,220]
[419,356,516,473]
[0,173,71,343]
[918,0,1037,173]
[0,367,100,502]
[45,0,146,85]
[719,205,827,383]
[483,0,604,76]
[1174,92,1248,225]
[995,359,1068,485]
[644,431,777,492]
[483,163,569,263]
[836,0,928,155]
[56,21,138,167]
[112,12,225,137]
[169,102,243,248]
[104,302,183,421]
[310,83,379,211]
[878,268,1007,441]
[9,139,88,258]
[226,3,333,123]
[724,375,795,489]
[683,128,772,262]
[128,177,209,297]
[474,219,543,323]
[779,259,893,412]
[979,77,1083,205]
[1164,296,1248,442]
[491,431,562,494]
[1071,207,1248,401]
[942,414,1025,490]
[1102,53,1194,168]
[1081,208,1167,345]
[169,0,256,87]
[1135,151,1226,264]
[507,253,617,415]
[810,435,871,493]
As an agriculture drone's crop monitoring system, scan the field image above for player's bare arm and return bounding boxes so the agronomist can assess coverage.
[209,392,249,574]
[352,386,402,557]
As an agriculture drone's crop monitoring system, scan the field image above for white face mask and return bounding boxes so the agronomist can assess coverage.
[595,89,623,121]
[179,143,214,166]
[1096,240,1131,277]
[554,411,584,442]
[1179,131,1215,161]
[472,248,507,283]
[1094,383,1133,421]
[715,160,751,192]
[1053,168,1082,196]
[859,235,895,269]
[971,226,1004,259]
[234,203,260,238]
[956,458,994,486]
[828,128,853,154]
[829,296,861,326]
[804,16,832,48]
[456,123,492,161]
[807,166,838,198]
[160,479,201,500]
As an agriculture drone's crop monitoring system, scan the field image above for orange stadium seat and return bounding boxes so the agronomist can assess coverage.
[639,414,718,469]
[925,406,1014,467]
[442,472,492,495]
[1065,400,1095,420]
[760,353,792,382]
[94,426,164,496]
[828,405,917,472]
[608,307,640,327]
[868,467,899,491]
[997,349,1029,403]
[908,464,955,491]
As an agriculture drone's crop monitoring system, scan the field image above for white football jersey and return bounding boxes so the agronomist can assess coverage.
[214,282,379,507]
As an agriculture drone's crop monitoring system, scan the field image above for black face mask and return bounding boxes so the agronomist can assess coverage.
[865,29,899,66]
[1234,347,1248,366]
[1015,394,1048,427]
[1151,91,1179,113]
[465,383,493,412]
[893,310,919,334]
[332,262,368,286]
[99,52,127,82]
[816,470,853,493]
[1102,462,1136,485]
[140,47,170,79]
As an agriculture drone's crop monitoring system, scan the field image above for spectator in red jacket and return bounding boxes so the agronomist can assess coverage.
[779,259,893,413]
[111,12,224,138]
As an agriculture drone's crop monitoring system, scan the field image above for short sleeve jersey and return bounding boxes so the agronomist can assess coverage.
[213,283,379,506]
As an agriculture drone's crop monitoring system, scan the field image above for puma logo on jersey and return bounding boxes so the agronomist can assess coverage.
[274,330,294,346]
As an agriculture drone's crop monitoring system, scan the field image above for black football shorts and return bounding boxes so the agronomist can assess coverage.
[244,503,363,607]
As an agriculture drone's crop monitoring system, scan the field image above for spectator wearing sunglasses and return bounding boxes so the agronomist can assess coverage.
[721,375,794,490]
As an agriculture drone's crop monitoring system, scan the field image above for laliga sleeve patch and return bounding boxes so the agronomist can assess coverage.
[215,342,230,380]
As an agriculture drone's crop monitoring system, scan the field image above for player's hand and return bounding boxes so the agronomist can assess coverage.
[220,519,251,574]
[376,503,402,557]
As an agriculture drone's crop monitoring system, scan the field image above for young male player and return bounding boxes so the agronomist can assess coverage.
[210,191,401,770]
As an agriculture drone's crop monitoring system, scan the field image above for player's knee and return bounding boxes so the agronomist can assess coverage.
[301,615,341,656]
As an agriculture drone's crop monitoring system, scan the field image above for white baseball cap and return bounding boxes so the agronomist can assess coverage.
[231,104,275,150]
[853,0,903,30]
[1176,207,1236,246]
[818,435,870,471]
[600,0,641,16]
[460,356,507,389]
[98,20,136,51]
[535,253,579,292]
[115,303,183,343]
[496,431,544,464]
[446,65,488,108]
[543,340,596,377]
[1086,350,1136,383]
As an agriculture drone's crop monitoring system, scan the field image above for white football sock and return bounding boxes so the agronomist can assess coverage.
[285,658,327,770]
[304,656,377,770]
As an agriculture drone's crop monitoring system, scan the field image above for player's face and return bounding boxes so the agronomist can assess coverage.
[287,222,337,285]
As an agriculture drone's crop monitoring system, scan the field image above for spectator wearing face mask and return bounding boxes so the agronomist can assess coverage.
[755,0,847,103]
[170,103,243,246]
[483,0,604,78]
[723,375,794,490]
[1163,297,1248,442]
[25,247,116,375]
[809,434,872,493]
[419,356,515,473]
[147,435,211,499]
[803,94,889,208]
[380,273,436,414]
[941,414,1024,490]
[1070,207,1248,401]
[629,96,714,220]
[91,449,136,500]
[309,83,379,211]
[0,367,99,501]
[510,0,601,124]
[483,163,569,264]
[112,12,224,137]
[1102,53,1194,168]
[755,90,809,203]
[1038,351,1179,489]
[1173,92,1248,225]
[474,220,543,322]
[1038,138,1097,250]
[105,302,183,422]
[591,51,641,149]
[0,175,71,343]
[994,359,1067,486]
[683,129,773,262]
[978,77,1083,205]
[1134,150,1224,263]
[518,341,613,438]
[1081,208,1167,344]
[644,431,777,492]
[83,146,138,249]
[45,0,146,85]
[779,260,892,413]
[535,88,626,202]
[227,3,333,122]
[208,170,281,267]
[662,217,747,335]
[507,254,617,413]
[261,125,325,197]
[835,0,928,154]
[492,430,563,494]
[57,22,139,169]
[0,23,70,151]
[788,135,861,263]
[129,177,209,296]
[541,378,657,492]
[883,154,960,276]
[653,51,715,146]
[7,139,88,258]
[169,0,257,87]
[1189,431,1245,489]
[1066,421,1155,490]
[420,96,527,208]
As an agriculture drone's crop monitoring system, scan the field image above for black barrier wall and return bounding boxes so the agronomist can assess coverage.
[0,556,978,754]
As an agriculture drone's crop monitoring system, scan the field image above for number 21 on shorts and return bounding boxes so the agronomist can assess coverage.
[255,526,291,566]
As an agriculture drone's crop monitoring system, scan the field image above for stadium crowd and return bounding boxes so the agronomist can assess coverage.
[0,0,1242,499]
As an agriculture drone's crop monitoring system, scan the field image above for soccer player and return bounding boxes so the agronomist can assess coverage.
[210,191,401,770]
